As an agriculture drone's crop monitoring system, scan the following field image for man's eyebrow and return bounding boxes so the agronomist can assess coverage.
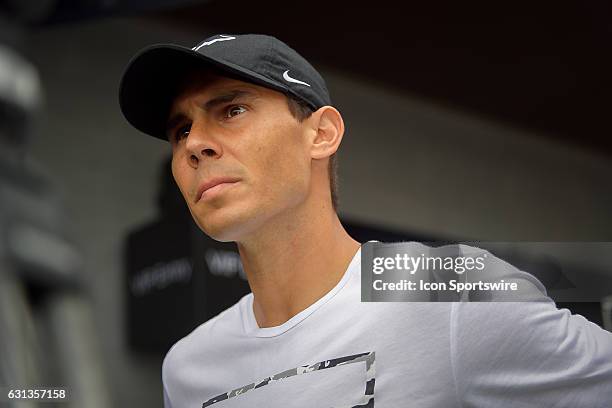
[165,89,258,137]
[203,89,258,111]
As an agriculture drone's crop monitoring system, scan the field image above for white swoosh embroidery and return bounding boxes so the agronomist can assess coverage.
[282,70,311,87]
[192,35,236,51]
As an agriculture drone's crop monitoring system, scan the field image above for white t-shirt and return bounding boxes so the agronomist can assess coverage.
[162,243,612,407]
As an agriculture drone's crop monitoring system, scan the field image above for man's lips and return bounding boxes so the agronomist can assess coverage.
[196,177,241,202]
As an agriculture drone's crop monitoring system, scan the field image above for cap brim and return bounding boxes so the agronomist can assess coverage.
[118,44,291,141]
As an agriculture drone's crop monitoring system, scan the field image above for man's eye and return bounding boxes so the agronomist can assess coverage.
[225,105,247,118]
[174,124,191,142]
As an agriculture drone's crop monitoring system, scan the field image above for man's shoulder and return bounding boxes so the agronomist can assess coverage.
[162,292,250,372]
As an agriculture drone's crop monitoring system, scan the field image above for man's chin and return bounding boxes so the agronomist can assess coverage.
[203,228,239,243]
[196,214,254,243]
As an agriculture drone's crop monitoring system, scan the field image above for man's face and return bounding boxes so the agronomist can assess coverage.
[167,72,313,242]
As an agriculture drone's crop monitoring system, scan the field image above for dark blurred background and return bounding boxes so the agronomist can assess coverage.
[1,0,612,406]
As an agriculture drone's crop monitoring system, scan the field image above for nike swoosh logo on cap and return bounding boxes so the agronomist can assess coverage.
[192,35,236,51]
[283,70,311,87]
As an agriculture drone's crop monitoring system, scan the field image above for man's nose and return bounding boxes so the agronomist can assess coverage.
[184,122,222,167]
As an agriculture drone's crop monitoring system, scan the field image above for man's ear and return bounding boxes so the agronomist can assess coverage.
[309,106,345,160]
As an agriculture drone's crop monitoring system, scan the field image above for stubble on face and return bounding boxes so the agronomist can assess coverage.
[168,74,313,243]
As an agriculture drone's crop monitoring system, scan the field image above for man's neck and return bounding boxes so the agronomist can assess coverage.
[236,205,360,329]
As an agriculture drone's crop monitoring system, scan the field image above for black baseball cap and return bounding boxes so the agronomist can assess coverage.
[118,33,332,141]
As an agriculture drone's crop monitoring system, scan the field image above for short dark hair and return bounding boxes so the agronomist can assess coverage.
[285,95,339,212]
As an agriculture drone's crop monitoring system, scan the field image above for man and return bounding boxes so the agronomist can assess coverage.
[119,34,612,407]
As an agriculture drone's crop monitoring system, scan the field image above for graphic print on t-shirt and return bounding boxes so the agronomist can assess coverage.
[202,351,376,407]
